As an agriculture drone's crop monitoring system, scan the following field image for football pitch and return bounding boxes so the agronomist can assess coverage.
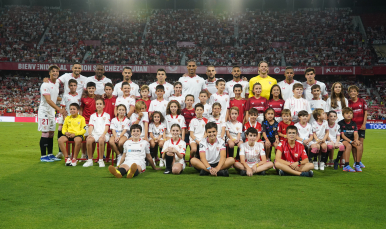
[0,123,385,229]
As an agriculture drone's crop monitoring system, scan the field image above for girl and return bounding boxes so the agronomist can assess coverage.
[84,98,111,168]
[161,124,187,174]
[261,108,279,161]
[165,100,186,140]
[208,102,226,140]
[326,82,348,121]
[226,107,243,158]
[130,101,149,141]
[115,82,135,119]
[149,111,166,166]
[181,94,196,143]
[326,111,345,169]
[268,84,285,123]
[169,82,185,109]
[137,85,151,112]
[245,82,268,124]
[109,104,131,166]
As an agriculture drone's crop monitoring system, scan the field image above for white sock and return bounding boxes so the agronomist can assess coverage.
[88,159,92,162]
[99,159,103,162]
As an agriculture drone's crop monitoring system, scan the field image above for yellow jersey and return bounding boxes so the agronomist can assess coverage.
[248,75,277,100]
[62,114,86,136]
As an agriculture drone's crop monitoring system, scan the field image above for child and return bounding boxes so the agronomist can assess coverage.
[326,82,348,122]
[162,123,187,174]
[189,103,208,158]
[284,83,312,123]
[295,110,313,153]
[130,101,149,141]
[226,107,243,158]
[58,103,86,166]
[108,124,160,178]
[348,85,367,169]
[149,111,166,164]
[208,102,226,140]
[137,85,151,112]
[115,82,135,119]
[261,108,279,161]
[181,94,196,143]
[309,84,327,123]
[209,79,229,120]
[246,82,268,124]
[326,111,345,169]
[338,107,364,172]
[109,104,131,165]
[169,82,185,109]
[84,98,110,168]
[198,90,211,119]
[56,79,81,159]
[165,100,186,141]
[268,84,285,123]
[309,108,329,170]
[277,109,294,142]
[234,128,273,176]
[149,85,168,118]
[103,83,116,121]
[229,84,247,124]
[243,108,262,143]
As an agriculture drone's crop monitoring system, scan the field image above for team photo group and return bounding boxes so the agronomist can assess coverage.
[38,60,367,178]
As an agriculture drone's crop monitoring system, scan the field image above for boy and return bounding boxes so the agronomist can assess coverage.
[209,79,230,120]
[295,110,313,153]
[190,122,235,176]
[137,85,151,112]
[38,65,67,162]
[225,65,249,99]
[274,125,314,177]
[326,111,345,169]
[243,108,261,142]
[149,85,169,118]
[338,107,364,172]
[277,109,294,141]
[189,103,209,158]
[310,108,329,170]
[348,85,367,168]
[302,68,328,101]
[198,90,211,119]
[284,83,312,123]
[309,84,327,123]
[181,94,196,143]
[229,84,247,124]
[80,82,98,158]
[56,79,81,159]
[108,124,161,178]
[149,68,174,100]
[103,83,116,121]
[58,103,86,166]
[169,82,185,109]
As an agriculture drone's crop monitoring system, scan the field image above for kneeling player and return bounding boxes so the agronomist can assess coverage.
[274,126,314,177]
[190,122,235,176]
[234,128,273,176]
[108,124,161,178]
[162,124,186,174]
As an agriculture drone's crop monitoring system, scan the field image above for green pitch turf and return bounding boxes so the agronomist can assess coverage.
[0,123,385,229]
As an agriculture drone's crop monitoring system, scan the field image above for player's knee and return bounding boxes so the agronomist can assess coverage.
[172,167,180,174]
[339,144,345,151]
[327,144,333,150]
[41,132,49,137]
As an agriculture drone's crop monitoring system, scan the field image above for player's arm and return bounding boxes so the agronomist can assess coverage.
[160,128,166,140]
[143,122,149,141]
[361,110,368,130]
[88,125,94,138]
[43,94,67,116]
[257,131,261,142]
[278,125,285,138]
[262,131,269,143]
[322,130,329,142]
[181,128,185,142]
[127,106,135,119]
[117,153,126,167]
[225,109,229,122]
[225,128,232,140]
[313,132,320,144]
[340,131,351,142]
[236,132,241,142]
[77,118,86,136]
[353,131,361,146]
[213,148,226,174]
[62,118,68,135]
[220,126,226,139]
[199,151,212,172]
[275,149,290,166]
[149,131,155,141]
[244,111,249,124]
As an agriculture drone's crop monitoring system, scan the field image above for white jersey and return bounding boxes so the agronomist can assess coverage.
[239,142,266,167]
[38,80,60,117]
[179,75,207,104]
[110,117,131,137]
[225,79,249,99]
[208,115,226,138]
[58,73,87,95]
[115,96,135,113]
[203,103,212,119]
[113,81,140,98]
[130,112,149,138]
[84,76,112,95]
[295,122,313,140]
[284,97,312,123]
[311,120,329,140]
[165,114,186,137]
[149,99,169,118]
[60,92,81,114]
[148,81,174,100]
[277,79,301,101]
[123,139,150,170]
[327,122,340,142]
[204,78,221,95]
[169,94,185,109]
[199,137,226,164]
[189,117,209,141]
[302,81,328,101]
[162,138,186,165]
[209,93,230,120]
[89,112,111,136]
[225,121,243,139]
[309,99,327,123]
[326,97,348,121]
[149,122,166,138]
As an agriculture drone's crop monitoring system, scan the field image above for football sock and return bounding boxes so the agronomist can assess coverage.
[57,131,63,153]
[47,137,54,155]
[356,162,360,166]
[165,154,174,170]
[344,162,349,167]
[40,137,48,156]
[335,151,344,162]
[118,168,127,176]
[321,153,328,163]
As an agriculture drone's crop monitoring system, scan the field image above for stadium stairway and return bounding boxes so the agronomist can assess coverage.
[38,15,56,47]
[353,16,368,45]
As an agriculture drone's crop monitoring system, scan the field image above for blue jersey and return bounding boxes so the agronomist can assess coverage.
[262,120,279,140]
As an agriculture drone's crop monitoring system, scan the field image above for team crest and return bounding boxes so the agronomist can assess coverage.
[196,80,199,83]
[261,102,263,104]
[280,104,283,107]
[295,153,298,157]
[216,147,220,151]
[78,122,80,124]
[269,82,272,84]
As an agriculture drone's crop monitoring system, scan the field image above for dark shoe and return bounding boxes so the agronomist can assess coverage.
[239,170,247,176]
[200,169,210,176]
[300,170,314,177]
[334,160,339,170]
[217,169,229,177]
[164,168,172,174]
[278,169,286,176]
[258,171,266,176]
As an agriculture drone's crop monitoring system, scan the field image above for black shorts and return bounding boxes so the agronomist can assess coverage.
[194,162,219,172]
[358,130,365,139]
[264,137,276,144]
[68,135,83,142]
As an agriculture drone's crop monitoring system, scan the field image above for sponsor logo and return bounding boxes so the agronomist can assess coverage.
[274,67,281,74]
[325,68,353,74]
[168,66,178,72]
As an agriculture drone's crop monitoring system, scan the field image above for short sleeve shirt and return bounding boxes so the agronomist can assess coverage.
[199,137,226,164]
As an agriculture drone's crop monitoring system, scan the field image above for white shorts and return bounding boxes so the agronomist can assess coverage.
[326,141,343,145]
[274,117,282,123]
[122,160,146,172]
[175,158,186,170]
[114,132,129,139]
[189,136,203,144]
[58,114,64,125]
[90,133,110,143]
[308,140,319,147]
[38,116,56,132]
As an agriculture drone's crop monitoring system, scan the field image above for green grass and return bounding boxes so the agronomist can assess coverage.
[0,123,386,228]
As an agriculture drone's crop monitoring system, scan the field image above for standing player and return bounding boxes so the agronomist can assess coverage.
[229,84,247,124]
[209,79,230,120]
[39,65,67,162]
[284,83,312,123]
[169,82,185,109]
[149,68,174,100]
[248,61,277,100]
[103,83,116,121]
[277,66,300,100]
[113,67,140,98]
[326,82,348,122]
[309,84,327,123]
[84,64,112,96]
[225,65,249,99]
[302,68,328,101]
[204,65,220,96]
[179,60,207,104]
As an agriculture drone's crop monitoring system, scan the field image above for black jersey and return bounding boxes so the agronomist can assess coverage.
[338,119,357,141]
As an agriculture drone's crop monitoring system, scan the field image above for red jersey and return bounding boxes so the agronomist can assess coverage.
[138,98,151,112]
[277,121,294,141]
[277,139,308,163]
[229,98,247,123]
[103,96,116,121]
[81,97,96,124]
[181,108,196,128]
[268,99,285,117]
[244,121,262,142]
[348,98,367,128]
[245,96,268,115]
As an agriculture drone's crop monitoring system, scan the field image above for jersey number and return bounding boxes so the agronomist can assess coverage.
[42,119,49,125]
